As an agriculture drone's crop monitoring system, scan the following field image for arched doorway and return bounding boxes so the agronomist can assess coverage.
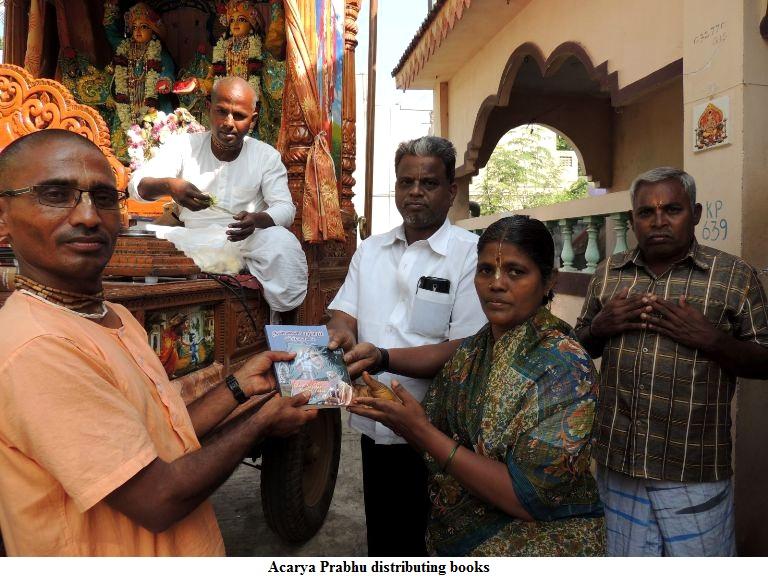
[470,123,588,216]
[462,42,614,189]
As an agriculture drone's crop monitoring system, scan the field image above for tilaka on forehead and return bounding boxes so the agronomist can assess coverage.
[493,240,502,281]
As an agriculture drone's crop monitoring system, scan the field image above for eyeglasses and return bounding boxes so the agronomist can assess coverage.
[0,185,129,210]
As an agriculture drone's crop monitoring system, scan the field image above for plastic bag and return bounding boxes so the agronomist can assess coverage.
[151,224,244,275]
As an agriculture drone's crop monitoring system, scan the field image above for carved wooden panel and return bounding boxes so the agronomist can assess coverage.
[104,236,201,278]
[0,63,128,190]
[228,293,269,362]
[341,0,361,215]
[99,277,275,383]
[297,277,345,326]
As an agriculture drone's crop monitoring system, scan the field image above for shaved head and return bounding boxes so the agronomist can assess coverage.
[0,128,121,295]
[211,76,259,112]
[208,77,260,158]
[0,129,110,191]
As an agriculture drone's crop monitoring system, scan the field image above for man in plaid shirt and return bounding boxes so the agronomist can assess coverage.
[576,167,768,556]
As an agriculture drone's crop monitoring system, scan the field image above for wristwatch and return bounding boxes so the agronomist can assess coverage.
[225,374,248,404]
[370,347,390,375]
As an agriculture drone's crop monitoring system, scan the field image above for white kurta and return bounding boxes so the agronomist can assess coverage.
[128,133,308,311]
[329,219,486,445]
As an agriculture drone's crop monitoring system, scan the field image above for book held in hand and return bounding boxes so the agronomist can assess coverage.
[265,325,354,408]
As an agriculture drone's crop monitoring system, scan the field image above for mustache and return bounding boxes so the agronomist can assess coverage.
[59,229,111,244]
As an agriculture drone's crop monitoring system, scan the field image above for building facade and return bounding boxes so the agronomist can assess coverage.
[393,0,768,554]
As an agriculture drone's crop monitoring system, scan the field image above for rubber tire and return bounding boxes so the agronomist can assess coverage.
[260,409,342,543]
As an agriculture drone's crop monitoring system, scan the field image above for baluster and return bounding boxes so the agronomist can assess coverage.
[558,219,577,272]
[545,221,559,270]
[582,216,603,273]
[610,212,630,254]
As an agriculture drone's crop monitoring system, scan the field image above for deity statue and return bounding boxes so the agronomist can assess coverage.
[104,0,176,161]
[175,0,286,145]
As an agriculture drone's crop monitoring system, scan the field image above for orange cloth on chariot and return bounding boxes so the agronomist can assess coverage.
[0,292,224,556]
[279,0,345,243]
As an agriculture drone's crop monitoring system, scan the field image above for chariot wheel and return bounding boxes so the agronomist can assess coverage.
[260,409,342,543]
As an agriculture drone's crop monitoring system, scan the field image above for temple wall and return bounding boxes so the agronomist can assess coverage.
[611,78,685,192]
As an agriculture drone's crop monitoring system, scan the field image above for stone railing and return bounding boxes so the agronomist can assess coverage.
[456,191,632,288]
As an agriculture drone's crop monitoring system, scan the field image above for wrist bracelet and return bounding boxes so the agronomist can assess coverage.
[442,441,460,473]
[225,374,248,404]
[373,347,389,374]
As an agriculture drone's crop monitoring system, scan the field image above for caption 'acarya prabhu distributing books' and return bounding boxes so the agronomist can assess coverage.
[265,325,354,408]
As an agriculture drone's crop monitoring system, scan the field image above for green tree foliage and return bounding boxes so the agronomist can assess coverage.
[477,129,588,215]
[556,134,572,151]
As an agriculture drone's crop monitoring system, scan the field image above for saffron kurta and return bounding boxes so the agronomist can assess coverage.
[0,292,224,556]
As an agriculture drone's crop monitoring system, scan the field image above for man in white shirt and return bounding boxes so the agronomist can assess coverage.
[327,136,485,556]
[128,77,307,312]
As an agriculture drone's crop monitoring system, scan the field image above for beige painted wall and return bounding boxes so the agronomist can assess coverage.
[442,0,684,165]
[681,0,768,265]
[550,293,585,329]
[612,79,685,191]
[681,0,768,555]
[682,0,747,257]
[740,0,768,271]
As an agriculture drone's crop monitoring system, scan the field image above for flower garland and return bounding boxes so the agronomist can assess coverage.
[212,34,263,99]
[113,37,163,128]
[126,108,206,171]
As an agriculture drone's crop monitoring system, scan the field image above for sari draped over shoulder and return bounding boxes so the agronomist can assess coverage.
[423,307,605,556]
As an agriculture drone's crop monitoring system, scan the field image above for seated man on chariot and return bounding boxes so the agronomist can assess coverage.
[129,76,308,314]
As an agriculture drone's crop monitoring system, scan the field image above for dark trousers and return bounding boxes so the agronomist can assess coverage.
[360,434,430,556]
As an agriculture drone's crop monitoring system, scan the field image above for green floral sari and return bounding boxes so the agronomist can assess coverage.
[423,307,605,556]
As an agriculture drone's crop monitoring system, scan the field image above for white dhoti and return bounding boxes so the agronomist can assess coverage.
[239,226,308,312]
[152,223,308,312]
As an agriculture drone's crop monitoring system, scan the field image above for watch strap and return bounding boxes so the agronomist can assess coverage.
[371,347,390,375]
[225,374,248,404]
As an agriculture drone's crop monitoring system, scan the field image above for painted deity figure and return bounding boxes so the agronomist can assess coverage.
[104,1,176,161]
[175,0,286,145]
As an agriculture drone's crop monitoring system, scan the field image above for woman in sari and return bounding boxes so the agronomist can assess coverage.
[349,216,605,556]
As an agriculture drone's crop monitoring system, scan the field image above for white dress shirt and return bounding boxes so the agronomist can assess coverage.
[329,218,486,444]
[128,132,295,228]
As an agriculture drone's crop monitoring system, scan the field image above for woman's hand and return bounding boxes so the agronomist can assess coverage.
[348,374,430,446]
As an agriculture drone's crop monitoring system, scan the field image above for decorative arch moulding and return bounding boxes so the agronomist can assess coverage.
[457,41,682,179]
[393,0,472,89]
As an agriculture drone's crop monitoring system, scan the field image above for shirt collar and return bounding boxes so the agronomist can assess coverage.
[610,238,711,271]
[384,218,452,256]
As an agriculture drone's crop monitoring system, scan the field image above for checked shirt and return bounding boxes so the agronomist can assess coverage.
[576,240,768,482]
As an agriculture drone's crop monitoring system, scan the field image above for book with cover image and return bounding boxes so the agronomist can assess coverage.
[264,325,354,409]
